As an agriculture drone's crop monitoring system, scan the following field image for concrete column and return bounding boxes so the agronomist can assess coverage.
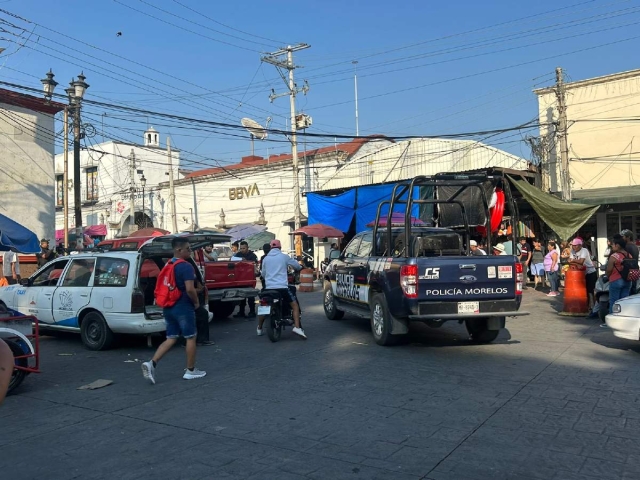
[596,212,608,268]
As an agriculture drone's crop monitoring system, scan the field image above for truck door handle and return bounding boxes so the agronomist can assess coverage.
[460,264,476,270]
[228,274,235,277]
[44,293,52,296]
[80,294,89,297]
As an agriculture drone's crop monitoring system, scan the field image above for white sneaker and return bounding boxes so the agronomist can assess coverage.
[292,327,307,339]
[183,368,206,380]
[257,327,264,336]
[141,361,156,385]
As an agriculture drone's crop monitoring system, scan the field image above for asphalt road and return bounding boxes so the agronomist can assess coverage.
[2,288,640,480]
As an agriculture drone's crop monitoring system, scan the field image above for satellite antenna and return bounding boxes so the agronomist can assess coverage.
[241,117,267,157]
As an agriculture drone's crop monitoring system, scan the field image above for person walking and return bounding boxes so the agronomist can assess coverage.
[518,237,531,288]
[544,240,560,296]
[605,238,633,319]
[141,237,206,384]
[530,238,545,289]
[2,250,21,285]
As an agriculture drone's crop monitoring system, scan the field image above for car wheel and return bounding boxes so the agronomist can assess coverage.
[80,312,114,351]
[210,301,236,319]
[465,319,500,343]
[370,293,398,346]
[323,281,344,320]
[5,339,28,395]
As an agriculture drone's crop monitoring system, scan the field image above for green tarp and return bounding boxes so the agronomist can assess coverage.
[507,176,599,241]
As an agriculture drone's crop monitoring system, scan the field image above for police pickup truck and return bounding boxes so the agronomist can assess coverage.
[322,174,528,346]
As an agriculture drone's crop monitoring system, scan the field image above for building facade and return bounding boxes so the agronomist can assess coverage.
[534,69,640,264]
[0,88,65,240]
[54,127,181,240]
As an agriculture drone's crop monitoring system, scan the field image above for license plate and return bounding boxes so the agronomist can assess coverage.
[458,302,479,314]
[257,305,271,315]
[223,290,237,299]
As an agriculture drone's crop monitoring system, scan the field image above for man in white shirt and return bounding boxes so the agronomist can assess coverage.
[2,251,21,285]
[258,239,305,339]
[568,238,597,308]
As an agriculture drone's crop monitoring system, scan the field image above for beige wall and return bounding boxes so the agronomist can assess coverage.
[536,71,640,193]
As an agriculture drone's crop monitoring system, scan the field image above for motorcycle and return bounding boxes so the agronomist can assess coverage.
[257,270,301,343]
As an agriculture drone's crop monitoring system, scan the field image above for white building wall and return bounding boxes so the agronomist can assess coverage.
[320,138,529,191]
[54,137,180,239]
[0,102,56,240]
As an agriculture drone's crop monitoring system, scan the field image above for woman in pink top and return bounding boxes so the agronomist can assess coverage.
[544,240,560,296]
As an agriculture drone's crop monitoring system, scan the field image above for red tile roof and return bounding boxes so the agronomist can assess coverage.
[184,135,391,179]
[0,88,66,115]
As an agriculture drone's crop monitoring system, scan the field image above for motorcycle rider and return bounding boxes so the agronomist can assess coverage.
[257,239,306,339]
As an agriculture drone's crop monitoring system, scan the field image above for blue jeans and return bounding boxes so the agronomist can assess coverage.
[163,305,197,339]
[609,278,632,314]
[546,270,559,293]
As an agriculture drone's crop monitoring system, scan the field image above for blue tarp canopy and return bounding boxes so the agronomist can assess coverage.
[307,184,423,234]
[0,213,41,254]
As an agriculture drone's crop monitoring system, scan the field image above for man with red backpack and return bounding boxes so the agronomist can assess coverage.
[142,237,206,384]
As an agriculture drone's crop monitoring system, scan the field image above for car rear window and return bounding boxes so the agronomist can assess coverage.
[415,234,462,256]
[93,257,130,287]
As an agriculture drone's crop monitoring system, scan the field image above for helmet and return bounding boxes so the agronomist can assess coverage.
[269,239,282,249]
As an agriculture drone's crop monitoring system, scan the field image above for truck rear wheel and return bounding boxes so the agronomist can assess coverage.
[465,319,500,343]
[210,301,236,319]
[323,282,344,320]
[370,293,399,346]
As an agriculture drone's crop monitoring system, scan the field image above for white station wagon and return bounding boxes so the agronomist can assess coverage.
[0,233,227,350]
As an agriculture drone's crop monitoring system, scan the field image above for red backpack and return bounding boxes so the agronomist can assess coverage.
[154,259,186,308]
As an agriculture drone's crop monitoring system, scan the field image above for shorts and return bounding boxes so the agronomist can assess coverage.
[263,287,297,304]
[585,271,597,295]
[163,305,196,339]
[531,263,545,276]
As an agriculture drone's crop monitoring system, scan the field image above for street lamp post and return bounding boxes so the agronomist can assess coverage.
[69,73,89,248]
[140,174,147,228]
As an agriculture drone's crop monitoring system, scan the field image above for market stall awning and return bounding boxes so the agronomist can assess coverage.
[0,213,41,253]
[508,176,599,240]
[243,231,275,250]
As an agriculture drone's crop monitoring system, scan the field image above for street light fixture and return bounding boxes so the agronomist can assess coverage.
[40,69,58,102]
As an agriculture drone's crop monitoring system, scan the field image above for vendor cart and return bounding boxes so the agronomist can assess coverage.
[0,313,40,394]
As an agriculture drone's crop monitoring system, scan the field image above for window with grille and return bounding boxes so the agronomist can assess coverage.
[56,174,64,206]
[86,167,98,201]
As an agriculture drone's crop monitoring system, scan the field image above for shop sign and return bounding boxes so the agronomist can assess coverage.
[229,183,260,201]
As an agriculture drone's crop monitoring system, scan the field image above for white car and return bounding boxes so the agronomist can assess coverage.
[0,233,227,350]
[605,293,640,341]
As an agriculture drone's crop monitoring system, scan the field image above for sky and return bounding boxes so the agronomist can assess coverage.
[2,0,640,173]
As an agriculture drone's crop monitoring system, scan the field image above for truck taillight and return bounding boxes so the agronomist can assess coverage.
[400,265,418,298]
[515,262,523,295]
[131,289,145,313]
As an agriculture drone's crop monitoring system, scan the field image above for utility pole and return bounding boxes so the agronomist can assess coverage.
[555,67,571,201]
[262,43,310,255]
[353,60,359,137]
[167,137,178,233]
[129,149,137,233]
[63,107,69,252]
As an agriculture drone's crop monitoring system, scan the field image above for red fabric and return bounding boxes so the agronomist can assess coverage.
[291,223,344,238]
[609,252,626,283]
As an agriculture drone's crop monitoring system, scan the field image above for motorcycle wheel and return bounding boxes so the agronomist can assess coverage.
[265,314,282,343]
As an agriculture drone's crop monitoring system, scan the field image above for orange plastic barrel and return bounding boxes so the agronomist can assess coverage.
[560,265,589,316]
[298,268,314,292]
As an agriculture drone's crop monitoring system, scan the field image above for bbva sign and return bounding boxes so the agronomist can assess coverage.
[229,183,260,201]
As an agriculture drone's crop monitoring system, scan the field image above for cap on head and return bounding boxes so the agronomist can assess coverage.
[40,238,49,243]
[571,238,583,246]
[270,239,282,249]
[469,240,478,247]
[493,243,506,252]
[621,229,634,239]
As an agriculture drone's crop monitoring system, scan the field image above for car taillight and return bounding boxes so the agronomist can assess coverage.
[131,289,145,313]
[515,262,523,295]
[400,265,418,298]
